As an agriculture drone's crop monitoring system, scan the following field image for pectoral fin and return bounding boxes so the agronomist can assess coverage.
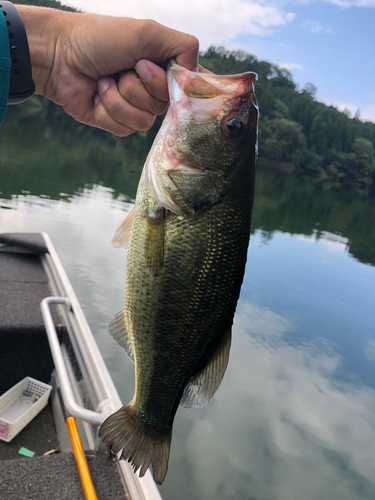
[180,328,232,409]
[159,169,224,219]
[108,311,134,362]
[112,208,135,249]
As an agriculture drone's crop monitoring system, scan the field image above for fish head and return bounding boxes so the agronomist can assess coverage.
[146,60,258,216]
[167,61,258,170]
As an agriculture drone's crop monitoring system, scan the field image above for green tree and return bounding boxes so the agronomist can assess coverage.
[4,37,375,188]
[352,137,375,175]
[260,118,306,166]
[13,0,78,11]
[269,99,291,120]
[302,83,317,99]
[326,138,375,185]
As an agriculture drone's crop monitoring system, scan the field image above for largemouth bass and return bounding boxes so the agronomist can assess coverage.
[99,60,258,485]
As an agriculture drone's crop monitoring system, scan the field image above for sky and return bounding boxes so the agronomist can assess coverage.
[64,0,375,123]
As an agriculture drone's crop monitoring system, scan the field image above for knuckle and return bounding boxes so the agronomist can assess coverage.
[101,92,122,116]
[94,102,109,125]
[117,128,135,138]
[105,98,127,120]
[152,100,168,116]
[107,100,122,116]
[118,73,138,99]
[143,19,160,31]
[137,113,155,131]
[94,102,135,137]
[187,35,199,52]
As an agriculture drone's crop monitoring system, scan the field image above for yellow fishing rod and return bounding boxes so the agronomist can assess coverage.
[41,297,100,499]
[66,415,98,500]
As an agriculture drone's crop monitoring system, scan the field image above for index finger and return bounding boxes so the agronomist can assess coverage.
[174,34,200,72]
[132,22,199,73]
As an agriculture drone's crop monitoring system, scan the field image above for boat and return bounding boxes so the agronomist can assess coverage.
[0,232,162,500]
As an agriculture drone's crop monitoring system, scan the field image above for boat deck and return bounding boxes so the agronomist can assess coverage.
[0,407,126,500]
[0,233,59,394]
[0,233,131,499]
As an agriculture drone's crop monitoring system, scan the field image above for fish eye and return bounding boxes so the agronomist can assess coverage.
[223,117,244,138]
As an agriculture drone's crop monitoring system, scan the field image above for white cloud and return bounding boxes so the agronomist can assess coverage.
[301,20,334,33]
[278,42,295,49]
[63,0,295,49]
[180,301,375,499]
[294,230,349,254]
[363,108,375,123]
[279,62,304,70]
[324,0,375,7]
[365,339,375,362]
[301,20,323,32]
[317,95,375,123]
[328,101,358,117]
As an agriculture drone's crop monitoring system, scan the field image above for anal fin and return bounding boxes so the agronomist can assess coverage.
[108,311,134,362]
[180,328,232,409]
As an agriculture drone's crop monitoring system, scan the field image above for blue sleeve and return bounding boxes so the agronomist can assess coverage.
[0,8,11,124]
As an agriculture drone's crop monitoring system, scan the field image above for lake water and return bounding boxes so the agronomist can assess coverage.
[1,106,375,500]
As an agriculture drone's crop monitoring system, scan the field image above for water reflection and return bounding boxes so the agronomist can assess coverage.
[1,110,375,266]
[169,302,375,500]
[252,168,375,267]
[294,229,349,250]
[0,104,152,202]
[1,110,375,500]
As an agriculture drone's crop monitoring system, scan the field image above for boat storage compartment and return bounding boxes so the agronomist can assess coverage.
[0,377,52,442]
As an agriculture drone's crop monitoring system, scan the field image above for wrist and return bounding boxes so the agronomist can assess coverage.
[15,5,61,96]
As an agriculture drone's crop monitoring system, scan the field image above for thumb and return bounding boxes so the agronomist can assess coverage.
[135,60,169,102]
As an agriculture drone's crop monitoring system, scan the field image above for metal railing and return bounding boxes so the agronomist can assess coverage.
[40,296,113,426]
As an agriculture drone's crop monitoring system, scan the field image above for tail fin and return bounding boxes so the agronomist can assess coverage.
[99,405,172,485]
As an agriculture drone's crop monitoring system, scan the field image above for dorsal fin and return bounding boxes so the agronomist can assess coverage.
[180,328,232,409]
[112,208,135,249]
[108,310,134,362]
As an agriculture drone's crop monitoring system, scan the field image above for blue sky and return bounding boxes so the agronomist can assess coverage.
[65,0,375,122]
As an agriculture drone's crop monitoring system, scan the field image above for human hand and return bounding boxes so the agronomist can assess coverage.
[16,6,199,136]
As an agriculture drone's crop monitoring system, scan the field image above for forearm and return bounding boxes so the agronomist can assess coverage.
[7,5,199,135]
[15,5,64,96]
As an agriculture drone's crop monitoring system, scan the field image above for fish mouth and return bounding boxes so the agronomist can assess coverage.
[168,59,257,100]
[167,59,257,124]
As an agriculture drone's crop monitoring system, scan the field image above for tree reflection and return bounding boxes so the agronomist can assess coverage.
[1,104,374,266]
[253,166,375,266]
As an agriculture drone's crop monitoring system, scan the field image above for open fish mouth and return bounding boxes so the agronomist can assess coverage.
[168,58,257,98]
[167,58,257,125]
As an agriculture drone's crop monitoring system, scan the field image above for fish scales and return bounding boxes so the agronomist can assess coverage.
[128,174,253,424]
[99,60,258,485]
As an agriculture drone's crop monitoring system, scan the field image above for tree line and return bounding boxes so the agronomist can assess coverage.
[9,0,375,189]
[199,47,375,188]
